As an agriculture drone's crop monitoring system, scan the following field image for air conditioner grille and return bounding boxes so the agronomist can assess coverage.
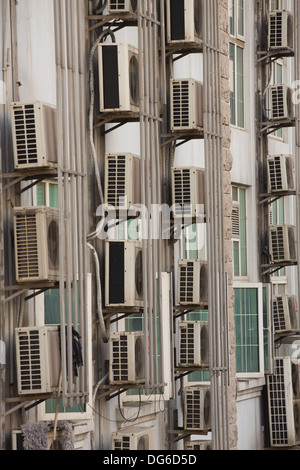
[271,226,285,261]
[18,330,42,392]
[271,86,285,119]
[269,12,283,48]
[179,323,195,365]
[172,81,190,128]
[185,387,210,431]
[179,261,195,304]
[13,104,38,166]
[107,155,127,207]
[15,213,39,279]
[232,205,240,238]
[268,156,283,191]
[111,335,129,382]
[113,436,131,450]
[273,297,287,332]
[268,358,290,445]
[173,169,192,215]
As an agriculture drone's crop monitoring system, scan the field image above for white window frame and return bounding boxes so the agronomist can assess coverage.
[232,186,248,279]
[229,0,245,41]
[233,282,265,379]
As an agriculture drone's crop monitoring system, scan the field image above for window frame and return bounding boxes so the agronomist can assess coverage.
[229,41,245,129]
[232,186,248,279]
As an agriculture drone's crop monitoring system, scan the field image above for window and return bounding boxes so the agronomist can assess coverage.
[229,43,244,128]
[229,0,244,128]
[232,186,247,278]
[229,0,244,39]
[234,283,264,378]
[270,0,283,10]
[36,180,58,208]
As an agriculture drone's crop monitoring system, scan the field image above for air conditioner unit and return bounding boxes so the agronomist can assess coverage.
[172,167,206,220]
[266,84,294,121]
[10,101,57,170]
[109,331,145,384]
[112,425,154,450]
[13,206,60,283]
[267,155,295,193]
[166,0,202,45]
[170,79,203,131]
[98,43,139,113]
[177,259,208,305]
[15,326,60,396]
[105,153,141,211]
[267,357,300,447]
[178,321,209,368]
[185,440,212,450]
[107,0,137,14]
[105,240,143,307]
[269,225,297,264]
[273,295,299,335]
[184,385,211,432]
[268,10,294,52]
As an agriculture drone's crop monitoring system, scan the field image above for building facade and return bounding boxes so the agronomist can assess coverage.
[0,0,300,451]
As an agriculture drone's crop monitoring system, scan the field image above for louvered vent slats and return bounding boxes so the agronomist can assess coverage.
[112,335,129,383]
[172,80,190,128]
[269,12,283,48]
[179,261,194,304]
[18,330,42,393]
[173,169,192,215]
[13,104,38,166]
[107,155,126,207]
[15,213,39,279]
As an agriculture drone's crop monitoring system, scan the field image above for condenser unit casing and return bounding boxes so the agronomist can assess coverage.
[267,155,295,193]
[105,240,143,307]
[266,84,294,121]
[112,425,155,450]
[104,153,141,211]
[273,295,299,335]
[15,326,60,395]
[178,321,209,368]
[107,0,137,14]
[11,101,57,169]
[98,43,139,113]
[172,167,206,220]
[184,385,211,432]
[109,331,145,385]
[268,10,294,52]
[267,357,300,447]
[166,0,202,45]
[185,440,212,450]
[170,79,203,131]
[14,206,60,283]
[269,225,297,264]
[177,259,208,305]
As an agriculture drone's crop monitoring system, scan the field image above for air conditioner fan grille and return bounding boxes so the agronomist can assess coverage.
[15,213,39,279]
[17,330,42,392]
[13,104,38,166]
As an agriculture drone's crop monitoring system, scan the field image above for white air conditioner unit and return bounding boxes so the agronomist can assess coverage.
[15,326,60,396]
[266,84,294,121]
[268,10,294,52]
[267,357,300,447]
[109,331,145,384]
[269,225,297,264]
[104,153,141,211]
[177,259,208,305]
[291,361,300,401]
[273,295,299,335]
[166,0,202,45]
[10,101,57,170]
[13,206,60,283]
[185,440,212,450]
[98,43,139,113]
[112,425,154,450]
[178,321,209,368]
[105,240,143,307]
[172,167,206,220]
[267,155,295,193]
[184,385,211,432]
[107,0,137,14]
[170,79,203,131]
